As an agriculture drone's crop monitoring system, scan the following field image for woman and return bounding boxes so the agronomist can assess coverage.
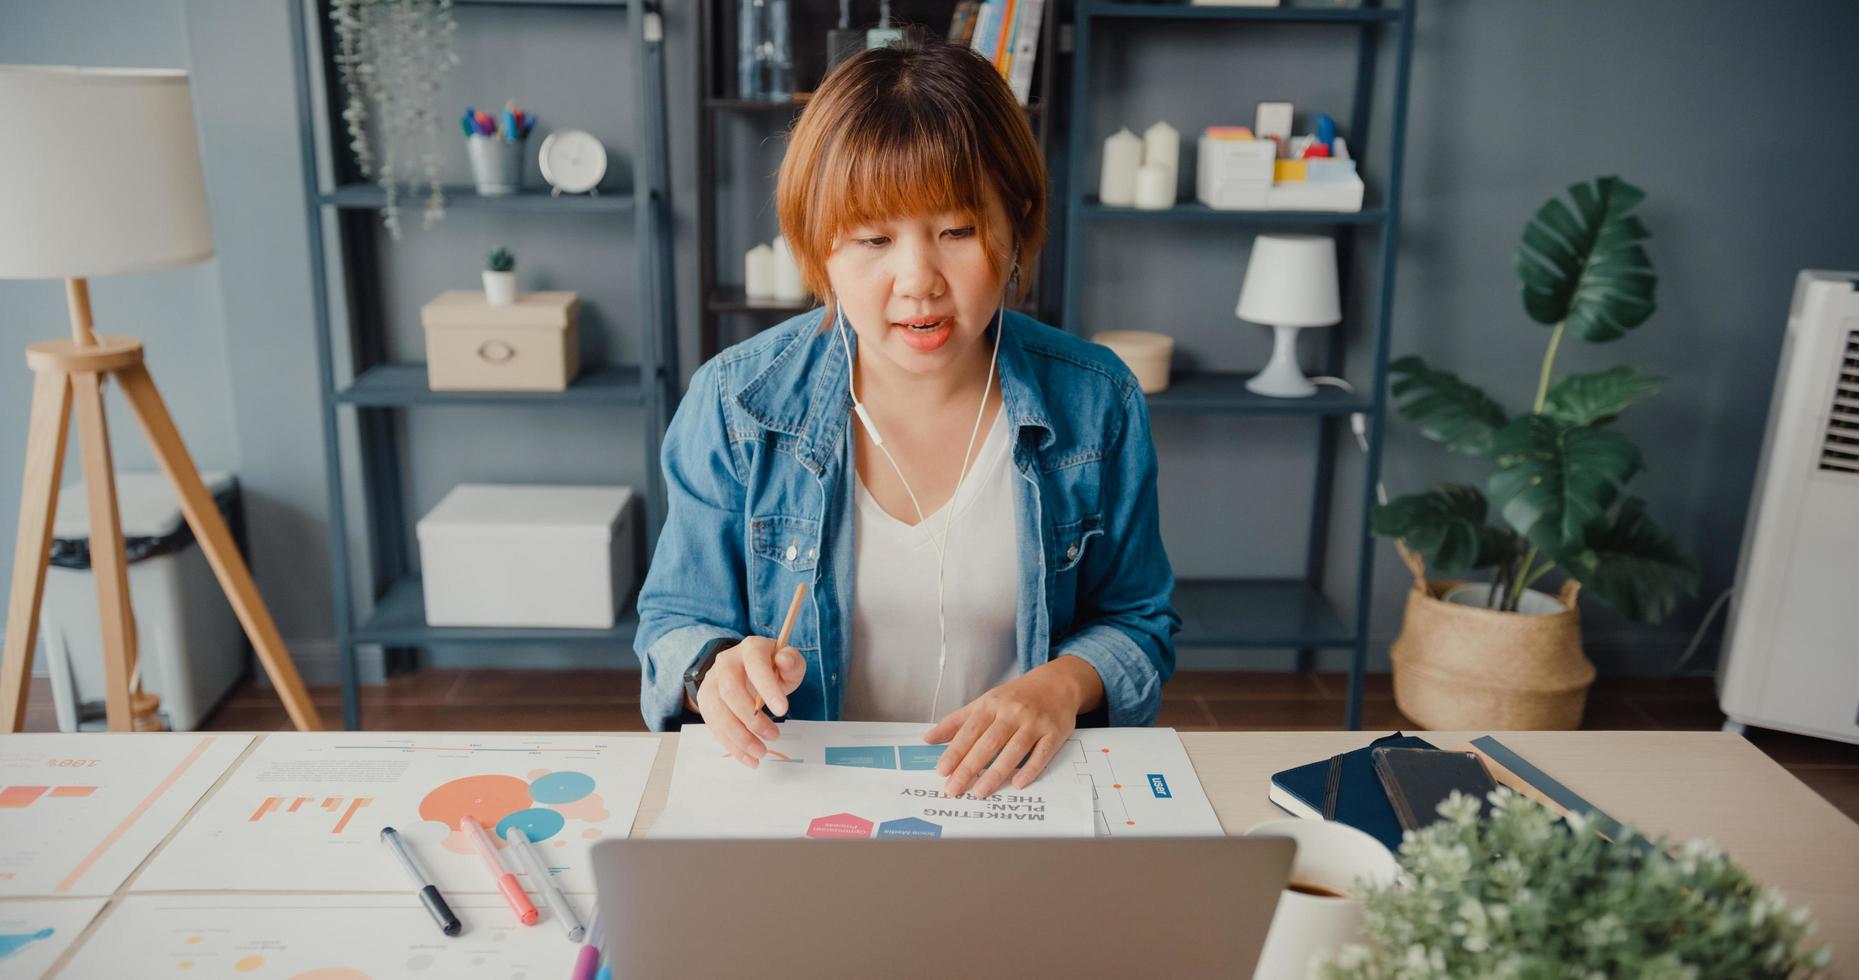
[635,34,1177,800]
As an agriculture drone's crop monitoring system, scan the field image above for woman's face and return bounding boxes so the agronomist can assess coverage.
[824,185,1014,383]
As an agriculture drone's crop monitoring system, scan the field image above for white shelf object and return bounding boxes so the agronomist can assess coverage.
[418,484,638,629]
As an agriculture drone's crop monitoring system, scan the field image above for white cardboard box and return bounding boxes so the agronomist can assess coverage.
[416,484,636,629]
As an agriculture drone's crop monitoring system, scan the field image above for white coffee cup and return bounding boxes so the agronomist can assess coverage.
[1245,819,1399,979]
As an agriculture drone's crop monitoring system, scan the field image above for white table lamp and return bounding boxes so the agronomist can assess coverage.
[1235,234,1341,398]
[0,66,321,732]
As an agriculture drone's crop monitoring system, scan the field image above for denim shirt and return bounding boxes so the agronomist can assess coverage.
[633,307,1179,731]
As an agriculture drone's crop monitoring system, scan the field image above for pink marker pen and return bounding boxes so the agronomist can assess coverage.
[462,815,539,925]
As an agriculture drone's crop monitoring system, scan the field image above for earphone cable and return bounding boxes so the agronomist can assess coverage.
[838,296,1005,722]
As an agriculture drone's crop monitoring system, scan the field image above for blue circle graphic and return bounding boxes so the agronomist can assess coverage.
[528,770,596,805]
[497,807,566,843]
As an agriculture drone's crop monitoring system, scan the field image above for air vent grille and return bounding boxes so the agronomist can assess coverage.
[1823,328,1859,474]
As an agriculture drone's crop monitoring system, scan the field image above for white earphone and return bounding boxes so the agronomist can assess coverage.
[837,250,1016,721]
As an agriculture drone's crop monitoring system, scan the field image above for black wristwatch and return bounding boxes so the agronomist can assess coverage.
[682,637,736,708]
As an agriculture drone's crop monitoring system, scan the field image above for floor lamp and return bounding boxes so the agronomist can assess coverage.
[0,66,323,733]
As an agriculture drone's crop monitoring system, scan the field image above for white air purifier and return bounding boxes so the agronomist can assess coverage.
[1716,271,1859,745]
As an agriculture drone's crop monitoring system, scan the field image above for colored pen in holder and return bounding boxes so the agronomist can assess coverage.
[462,815,539,925]
[461,102,537,196]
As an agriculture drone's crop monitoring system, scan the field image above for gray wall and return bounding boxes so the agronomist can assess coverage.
[0,0,244,666]
[3,0,1855,684]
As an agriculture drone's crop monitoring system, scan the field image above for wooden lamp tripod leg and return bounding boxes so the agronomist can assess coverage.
[0,372,74,732]
[115,363,325,732]
[68,370,140,730]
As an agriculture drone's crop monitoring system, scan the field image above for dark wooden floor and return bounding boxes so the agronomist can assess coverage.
[19,671,1859,823]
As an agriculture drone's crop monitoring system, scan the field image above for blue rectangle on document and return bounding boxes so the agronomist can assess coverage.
[825,745,898,769]
[1148,774,1171,798]
[898,745,944,771]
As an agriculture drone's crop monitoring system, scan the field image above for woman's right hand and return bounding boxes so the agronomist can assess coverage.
[696,637,807,767]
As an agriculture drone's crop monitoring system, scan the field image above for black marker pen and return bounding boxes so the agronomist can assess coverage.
[381,826,462,936]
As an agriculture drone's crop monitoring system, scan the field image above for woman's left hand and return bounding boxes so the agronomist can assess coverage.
[925,656,1105,799]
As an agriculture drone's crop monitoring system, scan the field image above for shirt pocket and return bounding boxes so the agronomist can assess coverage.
[751,514,821,573]
[1053,513,1105,574]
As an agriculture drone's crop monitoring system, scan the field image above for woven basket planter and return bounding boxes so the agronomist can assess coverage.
[1389,544,1595,731]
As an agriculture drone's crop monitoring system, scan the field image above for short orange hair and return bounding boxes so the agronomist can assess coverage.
[775,31,1048,322]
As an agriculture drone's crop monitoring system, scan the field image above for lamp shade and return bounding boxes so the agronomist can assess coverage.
[0,65,214,280]
[1235,234,1340,327]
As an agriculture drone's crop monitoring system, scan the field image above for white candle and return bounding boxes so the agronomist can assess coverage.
[1134,162,1175,210]
[745,243,776,299]
[771,236,806,302]
[1098,128,1142,207]
[1143,120,1179,177]
[1130,120,1174,209]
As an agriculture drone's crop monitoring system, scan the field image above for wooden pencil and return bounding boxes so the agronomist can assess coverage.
[774,582,807,650]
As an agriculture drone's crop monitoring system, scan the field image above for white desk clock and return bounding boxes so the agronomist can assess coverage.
[538,129,607,196]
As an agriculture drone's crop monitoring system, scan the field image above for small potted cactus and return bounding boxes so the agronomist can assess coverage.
[483,247,517,306]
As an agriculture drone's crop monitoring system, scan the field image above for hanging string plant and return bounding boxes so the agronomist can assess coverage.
[330,0,460,239]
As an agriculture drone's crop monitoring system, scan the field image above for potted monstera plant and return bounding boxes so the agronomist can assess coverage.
[1372,176,1699,730]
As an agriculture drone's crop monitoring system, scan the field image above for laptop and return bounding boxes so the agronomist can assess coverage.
[592,836,1295,979]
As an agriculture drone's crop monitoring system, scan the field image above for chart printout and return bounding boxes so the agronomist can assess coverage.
[650,723,1096,839]
[134,733,660,894]
[0,734,252,897]
[65,893,577,978]
[710,721,1224,837]
[0,897,107,976]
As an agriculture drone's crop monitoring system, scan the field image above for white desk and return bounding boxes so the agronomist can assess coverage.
[39,730,1859,977]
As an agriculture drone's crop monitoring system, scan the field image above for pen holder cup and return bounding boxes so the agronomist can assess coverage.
[467,134,527,196]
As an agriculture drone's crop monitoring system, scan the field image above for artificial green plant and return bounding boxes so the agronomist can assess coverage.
[1371,176,1698,621]
[1317,789,1829,979]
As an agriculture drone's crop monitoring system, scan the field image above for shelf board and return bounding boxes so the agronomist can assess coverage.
[1147,372,1375,415]
[456,0,625,7]
[334,364,646,407]
[706,288,815,316]
[704,96,1041,115]
[356,576,639,646]
[705,97,811,112]
[1173,579,1354,648]
[1083,196,1385,225]
[320,183,634,214]
[1087,2,1400,23]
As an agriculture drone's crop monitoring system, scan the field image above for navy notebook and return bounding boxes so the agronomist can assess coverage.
[1268,732,1436,852]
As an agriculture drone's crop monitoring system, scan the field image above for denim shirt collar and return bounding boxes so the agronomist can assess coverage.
[732,307,1058,474]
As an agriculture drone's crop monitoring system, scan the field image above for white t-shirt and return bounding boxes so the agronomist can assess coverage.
[843,409,1021,723]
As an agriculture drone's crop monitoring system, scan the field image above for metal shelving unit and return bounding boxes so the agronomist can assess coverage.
[694,0,1064,361]
[1061,0,1417,729]
[289,0,678,729]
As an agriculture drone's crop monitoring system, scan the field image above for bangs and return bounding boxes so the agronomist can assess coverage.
[818,106,987,236]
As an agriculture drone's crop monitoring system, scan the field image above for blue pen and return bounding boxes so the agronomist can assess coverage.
[503,108,518,144]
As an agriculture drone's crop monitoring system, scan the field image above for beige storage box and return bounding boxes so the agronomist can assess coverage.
[1092,330,1175,394]
[420,290,581,391]
[417,484,637,629]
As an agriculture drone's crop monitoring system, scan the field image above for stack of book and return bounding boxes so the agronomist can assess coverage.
[952,0,1047,106]
[1270,733,1628,851]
